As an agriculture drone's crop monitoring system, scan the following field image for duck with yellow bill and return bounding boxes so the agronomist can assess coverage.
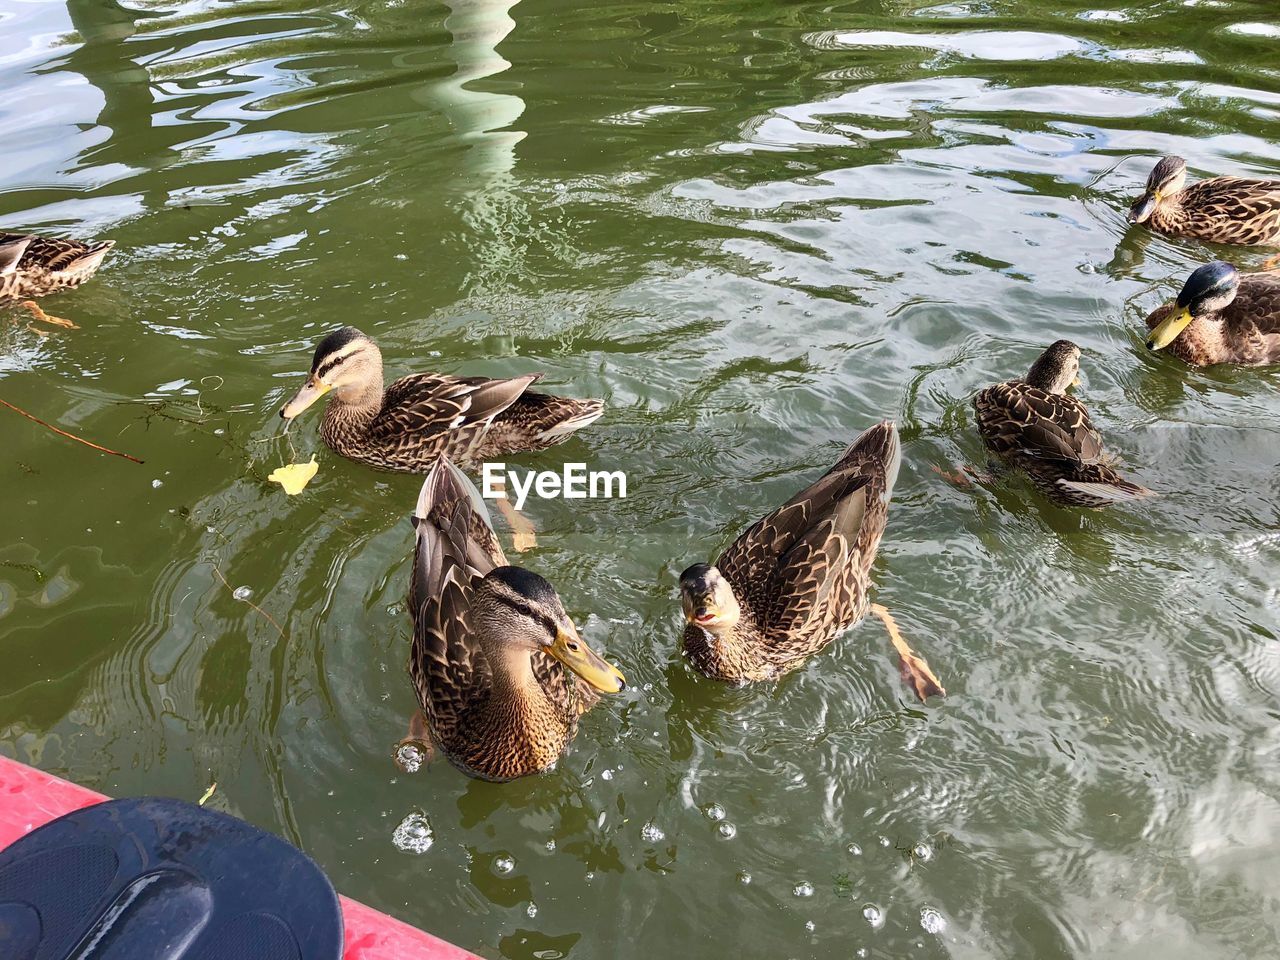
[403,456,626,781]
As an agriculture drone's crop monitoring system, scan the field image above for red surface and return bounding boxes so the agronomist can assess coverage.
[0,754,479,960]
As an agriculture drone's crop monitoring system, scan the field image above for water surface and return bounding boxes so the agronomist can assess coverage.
[2,0,1280,957]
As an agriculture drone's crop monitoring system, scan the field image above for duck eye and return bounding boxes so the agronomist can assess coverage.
[566,641,580,652]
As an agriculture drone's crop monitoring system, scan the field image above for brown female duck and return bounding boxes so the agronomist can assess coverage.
[1,232,114,327]
[974,340,1152,508]
[279,326,604,471]
[406,457,625,781]
[1127,156,1280,246]
[0,232,114,300]
[677,421,943,701]
[1145,261,1280,365]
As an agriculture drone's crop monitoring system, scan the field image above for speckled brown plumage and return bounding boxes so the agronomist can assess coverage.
[323,372,604,471]
[281,327,604,472]
[681,421,900,683]
[407,459,600,781]
[974,341,1152,509]
[0,232,114,301]
[1128,156,1280,245]
[1145,269,1280,366]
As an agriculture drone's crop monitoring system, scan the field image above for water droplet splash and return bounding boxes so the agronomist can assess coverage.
[920,907,946,934]
[526,902,538,918]
[913,842,933,862]
[641,821,665,843]
[737,871,752,885]
[492,855,516,876]
[846,843,862,856]
[391,812,434,855]
[862,903,884,928]
[394,743,425,774]
[793,881,814,898]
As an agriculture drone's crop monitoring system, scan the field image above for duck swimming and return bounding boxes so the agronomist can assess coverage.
[405,457,625,781]
[677,421,944,701]
[1145,261,1280,366]
[279,326,604,471]
[1127,156,1280,246]
[974,340,1153,508]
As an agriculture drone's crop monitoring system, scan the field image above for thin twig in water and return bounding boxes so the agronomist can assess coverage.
[0,397,144,464]
[212,565,287,641]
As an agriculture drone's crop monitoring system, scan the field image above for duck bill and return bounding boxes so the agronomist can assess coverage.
[280,378,331,419]
[1147,305,1193,351]
[1128,193,1157,224]
[546,628,626,694]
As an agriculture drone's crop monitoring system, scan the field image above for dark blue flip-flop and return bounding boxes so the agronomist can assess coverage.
[0,795,343,960]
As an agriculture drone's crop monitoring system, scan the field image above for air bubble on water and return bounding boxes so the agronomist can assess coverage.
[545,839,556,852]
[232,586,252,601]
[585,871,595,882]
[716,821,737,839]
[862,904,884,928]
[152,479,163,489]
[601,768,613,781]
[704,802,726,822]
[391,812,434,854]
[395,743,425,774]
[856,950,868,958]
[805,921,815,932]
[847,843,862,856]
[878,836,891,847]
[920,907,946,934]
[213,428,225,435]
[526,902,538,918]
[737,871,752,885]
[641,821,665,843]
[913,842,933,862]
[492,855,516,876]
[793,881,814,898]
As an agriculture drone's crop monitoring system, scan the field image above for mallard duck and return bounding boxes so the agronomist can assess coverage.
[677,421,944,701]
[1145,261,1280,365]
[974,340,1152,508]
[0,232,114,301]
[279,326,605,471]
[406,456,625,781]
[1127,156,1280,245]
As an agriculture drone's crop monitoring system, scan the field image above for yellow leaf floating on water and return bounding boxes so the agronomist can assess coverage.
[268,457,319,495]
[198,782,217,806]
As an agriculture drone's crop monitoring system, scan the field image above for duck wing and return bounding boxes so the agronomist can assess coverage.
[975,380,1103,466]
[371,372,542,443]
[408,457,506,746]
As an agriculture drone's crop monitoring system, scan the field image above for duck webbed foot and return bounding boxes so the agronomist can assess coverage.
[21,301,78,329]
[869,603,946,702]
[931,464,991,488]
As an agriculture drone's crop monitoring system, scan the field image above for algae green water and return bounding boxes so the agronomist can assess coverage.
[3,0,1280,956]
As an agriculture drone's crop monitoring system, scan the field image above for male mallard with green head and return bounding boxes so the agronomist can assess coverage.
[1145,261,1280,366]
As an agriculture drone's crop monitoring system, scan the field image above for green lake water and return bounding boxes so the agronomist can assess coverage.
[3,0,1280,956]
